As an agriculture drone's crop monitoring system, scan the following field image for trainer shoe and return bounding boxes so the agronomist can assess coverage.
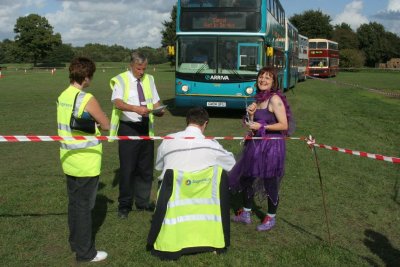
[232,209,251,224]
[90,251,108,262]
[256,216,275,231]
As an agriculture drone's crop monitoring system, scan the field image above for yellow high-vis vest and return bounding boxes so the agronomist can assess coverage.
[57,85,102,177]
[109,71,155,140]
[154,166,225,252]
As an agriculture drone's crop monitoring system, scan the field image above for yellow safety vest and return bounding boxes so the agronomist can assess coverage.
[154,166,225,252]
[57,85,102,177]
[109,71,155,140]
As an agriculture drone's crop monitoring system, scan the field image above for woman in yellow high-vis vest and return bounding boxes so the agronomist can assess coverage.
[57,57,109,262]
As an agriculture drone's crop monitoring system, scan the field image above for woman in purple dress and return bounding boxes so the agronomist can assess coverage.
[230,67,293,231]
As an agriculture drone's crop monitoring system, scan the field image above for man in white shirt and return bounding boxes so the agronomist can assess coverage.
[110,52,164,219]
[155,107,235,180]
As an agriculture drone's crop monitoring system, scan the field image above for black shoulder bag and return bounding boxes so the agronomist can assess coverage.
[69,92,96,134]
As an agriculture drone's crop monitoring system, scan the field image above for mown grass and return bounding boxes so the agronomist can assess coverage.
[0,65,399,266]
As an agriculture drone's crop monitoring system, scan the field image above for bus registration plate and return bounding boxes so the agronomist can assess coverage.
[207,101,226,107]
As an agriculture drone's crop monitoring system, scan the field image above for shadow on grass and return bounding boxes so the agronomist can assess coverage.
[0,212,67,217]
[92,182,114,239]
[280,218,324,242]
[112,168,119,188]
[394,176,400,205]
[363,229,400,267]
[230,190,327,242]
[229,190,266,222]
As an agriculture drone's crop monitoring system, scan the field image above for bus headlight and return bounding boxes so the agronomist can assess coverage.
[181,85,189,93]
[245,87,254,95]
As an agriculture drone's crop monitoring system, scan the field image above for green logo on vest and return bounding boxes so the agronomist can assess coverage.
[185,178,211,186]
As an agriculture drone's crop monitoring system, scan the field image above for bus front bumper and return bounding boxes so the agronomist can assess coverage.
[175,95,254,109]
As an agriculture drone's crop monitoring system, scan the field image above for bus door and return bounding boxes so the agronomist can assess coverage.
[238,43,262,71]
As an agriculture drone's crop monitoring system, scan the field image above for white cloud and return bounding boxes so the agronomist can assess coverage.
[0,0,176,48]
[0,2,24,39]
[46,0,175,48]
[387,0,400,11]
[384,0,400,36]
[372,0,400,36]
[332,0,368,30]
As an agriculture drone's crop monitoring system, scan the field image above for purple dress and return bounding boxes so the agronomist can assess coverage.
[228,106,286,204]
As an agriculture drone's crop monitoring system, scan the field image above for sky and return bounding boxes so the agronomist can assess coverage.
[0,0,399,49]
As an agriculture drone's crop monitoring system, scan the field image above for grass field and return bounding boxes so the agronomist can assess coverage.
[0,64,399,266]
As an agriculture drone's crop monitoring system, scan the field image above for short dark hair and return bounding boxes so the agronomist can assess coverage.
[186,107,209,126]
[69,57,96,84]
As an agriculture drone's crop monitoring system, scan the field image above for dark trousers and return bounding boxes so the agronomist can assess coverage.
[241,176,279,215]
[66,175,98,261]
[118,120,154,211]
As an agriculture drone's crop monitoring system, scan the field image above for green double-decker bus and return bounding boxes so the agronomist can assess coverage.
[174,0,287,109]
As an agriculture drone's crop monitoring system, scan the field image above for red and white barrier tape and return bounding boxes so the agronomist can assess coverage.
[306,136,399,164]
[0,135,398,164]
[0,135,303,142]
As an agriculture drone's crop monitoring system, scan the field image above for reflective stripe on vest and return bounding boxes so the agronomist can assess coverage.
[58,90,100,149]
[73,92,86,117]
[60,140,101,150]
[154,165,225,252]
[163,214,221,225]
[167,166,220,209]
[109,72,155,139]
[57,86,102,177]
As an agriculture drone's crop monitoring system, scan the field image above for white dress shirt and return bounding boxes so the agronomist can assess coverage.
[111,71,160,122]
[155,126,236,180]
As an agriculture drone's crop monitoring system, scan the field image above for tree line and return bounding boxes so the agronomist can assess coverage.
[289,10,400,68]
[159,7,400,68]
[1,8,400,68]
[0,14,169,67]
[161,6,400,68]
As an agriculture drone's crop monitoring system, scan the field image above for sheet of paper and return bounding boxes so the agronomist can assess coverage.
[151,105,167,114]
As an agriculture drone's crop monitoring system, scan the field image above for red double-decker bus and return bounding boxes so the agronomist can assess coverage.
[308,38,339,77]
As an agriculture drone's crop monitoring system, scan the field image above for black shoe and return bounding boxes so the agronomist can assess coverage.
[118,209,129,219]
[136,202,155,212]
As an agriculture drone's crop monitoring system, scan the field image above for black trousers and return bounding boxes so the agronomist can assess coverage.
[241,176,279,215]
[66,175,98,261]
[117,120,154,211]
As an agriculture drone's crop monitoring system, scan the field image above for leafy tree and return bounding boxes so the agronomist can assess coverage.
[339,49,365,69]
[289,10,333,39]
[381,31,400,63]
[73,43,131,62]
[0,44,5,63]
[107,44,131,62]
[42,43,75,65]
[14,14,61,66]
[161,5,177,47]
[133,46,168,64]
[357,22,387,67]
[74,43,107,62]
[161,5,177,65]
[332,23,359,50]
[0,39,24,63]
